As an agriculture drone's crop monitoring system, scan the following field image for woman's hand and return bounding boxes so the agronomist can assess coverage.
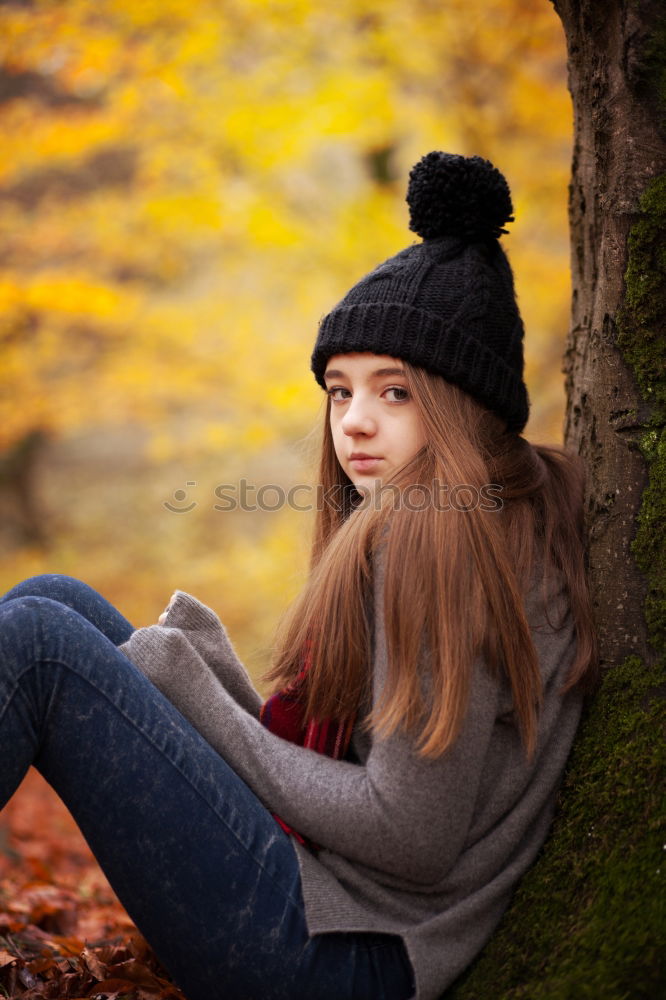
[158,592,178,625]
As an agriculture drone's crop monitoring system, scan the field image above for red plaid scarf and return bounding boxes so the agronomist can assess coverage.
[259,638,356,848]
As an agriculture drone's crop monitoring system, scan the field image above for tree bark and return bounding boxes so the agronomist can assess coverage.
[556,0,665,669]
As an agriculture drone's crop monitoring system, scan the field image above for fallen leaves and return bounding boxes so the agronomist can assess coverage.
[0,929,185,999]
[0,947,16,966]
[0,770,187,1000]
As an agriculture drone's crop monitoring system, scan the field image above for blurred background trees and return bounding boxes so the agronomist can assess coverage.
[0,0,572,681]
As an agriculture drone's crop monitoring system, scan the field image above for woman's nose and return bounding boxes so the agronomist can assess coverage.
[341,396,376,436]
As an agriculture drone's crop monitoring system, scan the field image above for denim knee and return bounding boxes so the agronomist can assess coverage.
[2,574,89,605]
[0,577,133,646]
[0,593,77,649]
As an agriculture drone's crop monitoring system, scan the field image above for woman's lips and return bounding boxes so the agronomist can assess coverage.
[349,457,382,471]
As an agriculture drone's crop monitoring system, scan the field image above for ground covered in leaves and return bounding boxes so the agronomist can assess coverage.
[0,769,186,1000]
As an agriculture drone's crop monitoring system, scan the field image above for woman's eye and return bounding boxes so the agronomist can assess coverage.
[385,386,409,402]
[327,387,350,402]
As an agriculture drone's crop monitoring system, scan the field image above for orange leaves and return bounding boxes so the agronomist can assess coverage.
[0,772,185,1000]
[0,929,186,1000]
[0,946,16,966]
[4,883,80,938]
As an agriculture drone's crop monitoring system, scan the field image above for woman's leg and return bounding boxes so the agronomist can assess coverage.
[0,575,134,645]
[0,596,414,1000]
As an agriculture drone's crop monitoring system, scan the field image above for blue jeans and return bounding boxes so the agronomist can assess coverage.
[0,576,415,1000]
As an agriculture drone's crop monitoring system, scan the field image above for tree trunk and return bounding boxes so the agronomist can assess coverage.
[559,0,665,670]
[447,2,665,997]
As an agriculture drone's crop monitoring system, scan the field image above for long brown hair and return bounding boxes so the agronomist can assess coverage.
[264,362,598,760]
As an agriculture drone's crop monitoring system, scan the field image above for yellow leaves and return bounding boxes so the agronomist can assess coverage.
[219,63,395,173]
[109,0,199,29]
[143,192,223,232]
[241,420,278,451]
[0,104,123,184]
[204,423,234,450]
[17,272,134,321]
[0,268,141,452]
[266,381,307,413]
[246,201,303,248]
[147,432,177,464]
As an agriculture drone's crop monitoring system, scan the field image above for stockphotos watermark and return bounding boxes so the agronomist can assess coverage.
[163,479,504,513]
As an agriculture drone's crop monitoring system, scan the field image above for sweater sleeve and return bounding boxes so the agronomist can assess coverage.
[119,565,502,887]
[119,591,263,719]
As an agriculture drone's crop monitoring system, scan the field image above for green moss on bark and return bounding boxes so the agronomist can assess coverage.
[446,658,665,1000]
[617,172,666,650]
[633,426,666,648]
[617,173,666,416]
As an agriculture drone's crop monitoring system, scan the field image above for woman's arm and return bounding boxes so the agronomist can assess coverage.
[122,566,502,886]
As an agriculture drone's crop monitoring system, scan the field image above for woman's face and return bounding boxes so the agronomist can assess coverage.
[324,352,426,492]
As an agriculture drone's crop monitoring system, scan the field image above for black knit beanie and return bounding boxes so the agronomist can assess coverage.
[310,151,530,433]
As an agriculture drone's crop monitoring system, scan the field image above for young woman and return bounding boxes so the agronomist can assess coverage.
[0,151,598,1000]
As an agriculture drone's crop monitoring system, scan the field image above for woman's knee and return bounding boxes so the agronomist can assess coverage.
[0,597,141,777]
[1,574,88,606]
[0,593,79,643]
[0,595,133,691]
[0,596,73,688]
[0,577,132,646]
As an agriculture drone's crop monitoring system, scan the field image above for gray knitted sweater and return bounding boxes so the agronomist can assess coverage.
[119,553,583,1000]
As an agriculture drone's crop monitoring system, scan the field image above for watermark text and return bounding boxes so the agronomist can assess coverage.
[163,479,504,513]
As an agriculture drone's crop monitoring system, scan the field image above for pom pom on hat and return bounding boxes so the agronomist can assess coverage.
[406,151,514,242]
